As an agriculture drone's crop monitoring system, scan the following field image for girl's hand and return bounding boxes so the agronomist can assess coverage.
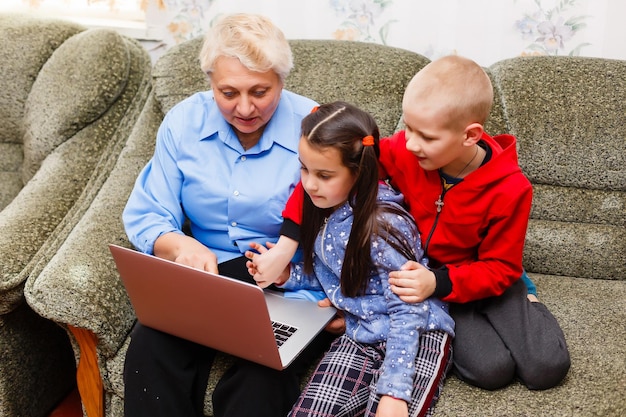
[245,242,291,288]
[376,395,408,417]
[388,261,436,303]
[245,236,298,287]
[246,242,286,288]
[245,241,271,277]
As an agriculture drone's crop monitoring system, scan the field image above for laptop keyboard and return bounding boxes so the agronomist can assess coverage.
[271,320,298,347]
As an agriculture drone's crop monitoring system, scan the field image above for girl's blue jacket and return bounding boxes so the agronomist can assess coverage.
[282,183,455,402]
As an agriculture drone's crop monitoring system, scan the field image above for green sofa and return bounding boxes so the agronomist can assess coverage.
[24,32,625,416]
[0,14,152,417]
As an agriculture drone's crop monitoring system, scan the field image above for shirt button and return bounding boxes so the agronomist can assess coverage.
[241,156,247,161]
[233,190,240,196]
[231,221,237,227]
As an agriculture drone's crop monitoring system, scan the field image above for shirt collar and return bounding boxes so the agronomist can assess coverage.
[198,90,299,154]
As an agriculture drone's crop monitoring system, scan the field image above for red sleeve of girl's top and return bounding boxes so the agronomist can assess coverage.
[282,181,304,225]
[378,131,407,184]
[378,134,394,180]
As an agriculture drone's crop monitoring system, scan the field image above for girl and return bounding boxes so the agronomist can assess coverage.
[248,102,454,417]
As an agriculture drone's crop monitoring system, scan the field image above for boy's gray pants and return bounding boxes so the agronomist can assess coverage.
[450,279,571,390]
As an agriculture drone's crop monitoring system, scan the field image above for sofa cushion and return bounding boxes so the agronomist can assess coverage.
[437,273,626,416]
[21,28,131,182]
[0,14,84,144]
[0,143,23,210]
[150,37,208,117]
[0,14,83,209]
[489,56,626,279]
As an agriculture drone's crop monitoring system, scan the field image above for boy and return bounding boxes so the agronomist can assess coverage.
[247,55,570,391]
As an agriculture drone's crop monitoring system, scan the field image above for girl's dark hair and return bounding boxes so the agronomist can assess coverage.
[300,101,417,297]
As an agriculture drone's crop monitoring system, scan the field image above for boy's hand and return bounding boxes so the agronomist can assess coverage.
[318,298,346,335]
[388,261,436,303]
[376,395,408,417]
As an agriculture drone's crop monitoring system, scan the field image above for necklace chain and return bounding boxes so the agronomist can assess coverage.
[454,145,480,178]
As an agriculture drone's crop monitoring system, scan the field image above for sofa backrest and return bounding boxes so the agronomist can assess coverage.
[489,56,625,280]
[286,40,429,137]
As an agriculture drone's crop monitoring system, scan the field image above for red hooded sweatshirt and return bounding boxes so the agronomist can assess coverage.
[282,130,532,303]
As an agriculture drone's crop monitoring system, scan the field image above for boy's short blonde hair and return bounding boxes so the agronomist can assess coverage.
[404,55,493,130]
[199,13,293,82]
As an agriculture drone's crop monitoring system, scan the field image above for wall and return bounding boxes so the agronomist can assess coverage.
[144,0,626,65]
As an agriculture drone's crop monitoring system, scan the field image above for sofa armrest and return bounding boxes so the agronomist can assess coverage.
[25,216,136,358]
[25,95,164,357]
[0,132,108,315]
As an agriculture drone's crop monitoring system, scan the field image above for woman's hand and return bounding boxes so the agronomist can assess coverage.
[154,232,219,274]
[388,261,436,303]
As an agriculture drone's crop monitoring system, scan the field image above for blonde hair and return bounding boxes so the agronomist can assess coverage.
[199,13,293,82]
[404,55,493,129]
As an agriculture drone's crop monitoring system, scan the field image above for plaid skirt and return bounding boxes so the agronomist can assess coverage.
[290,330,452,417]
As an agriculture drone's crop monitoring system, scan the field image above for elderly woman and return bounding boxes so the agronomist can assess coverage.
[122,13,334,417]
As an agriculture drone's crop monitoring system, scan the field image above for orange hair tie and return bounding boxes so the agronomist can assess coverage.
[362,135,375,146]
[310,105,319,113]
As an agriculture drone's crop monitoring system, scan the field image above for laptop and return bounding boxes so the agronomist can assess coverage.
[109,244,336,370]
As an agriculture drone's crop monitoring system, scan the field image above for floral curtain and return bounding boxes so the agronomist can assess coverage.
[145,0,626,65]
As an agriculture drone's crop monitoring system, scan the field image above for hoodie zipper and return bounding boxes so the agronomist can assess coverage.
[423,178,447,253]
